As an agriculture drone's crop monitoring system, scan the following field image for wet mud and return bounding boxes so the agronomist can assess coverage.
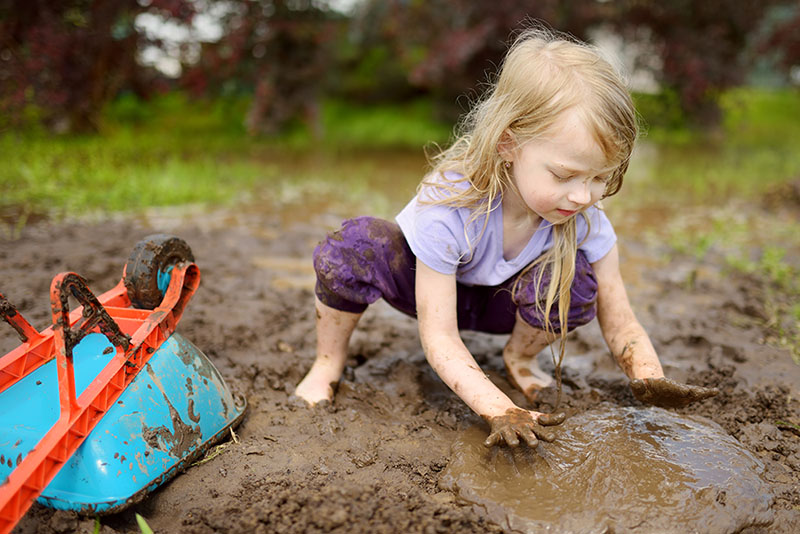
[442,405,773,533]
[1,204,799,533]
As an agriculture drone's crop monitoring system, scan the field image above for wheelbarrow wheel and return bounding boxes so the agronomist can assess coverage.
[124,234,195,309]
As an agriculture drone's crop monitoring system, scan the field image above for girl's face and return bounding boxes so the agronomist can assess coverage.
[501,109,610,224]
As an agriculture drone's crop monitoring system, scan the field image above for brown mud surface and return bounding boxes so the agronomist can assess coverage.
[2,204,799,534]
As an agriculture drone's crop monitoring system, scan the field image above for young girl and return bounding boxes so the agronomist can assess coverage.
[295,28,718,448]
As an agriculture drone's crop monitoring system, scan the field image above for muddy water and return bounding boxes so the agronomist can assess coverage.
[441,404,774,534]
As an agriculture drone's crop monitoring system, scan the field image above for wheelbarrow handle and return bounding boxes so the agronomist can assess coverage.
[0,292,41,344]
[50,273,132,417]
[51,273,131,358]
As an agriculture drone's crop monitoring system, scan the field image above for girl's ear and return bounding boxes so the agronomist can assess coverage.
[497,129,515,162]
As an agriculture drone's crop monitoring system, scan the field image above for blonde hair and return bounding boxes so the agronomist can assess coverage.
[422,26,638,404]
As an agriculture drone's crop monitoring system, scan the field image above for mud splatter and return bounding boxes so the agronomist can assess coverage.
[143,364,202,458]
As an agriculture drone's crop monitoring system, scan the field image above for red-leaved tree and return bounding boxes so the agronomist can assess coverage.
[348,0,797,126]
[0,0,195,132]
[609,0,794,124]
[181,0,343,136]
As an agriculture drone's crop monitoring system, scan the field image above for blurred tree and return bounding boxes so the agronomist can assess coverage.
[756,3,800,76]
[2,0,796,134]
[0,0,195,132]
[609,0,794,125]
[181,0,343,136]
[348,0,601,121]
[348,0,798,127]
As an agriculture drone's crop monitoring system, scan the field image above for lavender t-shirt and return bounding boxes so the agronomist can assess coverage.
[395,173,617,286]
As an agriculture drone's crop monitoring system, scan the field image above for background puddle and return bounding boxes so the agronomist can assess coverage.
[441,404,774,533]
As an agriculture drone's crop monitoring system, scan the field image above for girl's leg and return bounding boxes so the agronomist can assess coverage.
[507,251,599,399]
[295,296,362,405]
[296,217,417,405]
[452,278,558,401]
[502,315,558,401]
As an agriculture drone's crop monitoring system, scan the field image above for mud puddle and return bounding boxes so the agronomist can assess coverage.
[442,404,774,533]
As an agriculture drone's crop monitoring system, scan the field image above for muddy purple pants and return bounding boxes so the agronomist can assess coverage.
[313,217,598,334]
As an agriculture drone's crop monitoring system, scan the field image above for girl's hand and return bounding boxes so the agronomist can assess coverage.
[483,408,566,448]
[630,377,719,409]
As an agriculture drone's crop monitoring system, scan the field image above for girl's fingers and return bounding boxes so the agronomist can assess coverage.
[483,431,501,448]
[484,407,565,448]
[631,377,719,408]
[519,427,539,448]
[537,412,566,426]
[629,378,649,398]
[502,427,520,447]
[533,427,556,443]
[690,384,720,400]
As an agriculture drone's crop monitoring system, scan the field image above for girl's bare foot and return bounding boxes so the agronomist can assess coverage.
[504,357,555,402]
[294,298,363,406]
[503,317,558,402]
[294,357,341,405]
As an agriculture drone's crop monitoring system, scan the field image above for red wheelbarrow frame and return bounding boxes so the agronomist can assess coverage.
[0,262,200,534]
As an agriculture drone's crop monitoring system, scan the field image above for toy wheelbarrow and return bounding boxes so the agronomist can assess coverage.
[0,234,247,533]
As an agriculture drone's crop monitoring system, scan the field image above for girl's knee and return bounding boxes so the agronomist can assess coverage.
[572,251,599,303]
[515,251,598,333]
[313,217,412,313]
[314,217,407,276]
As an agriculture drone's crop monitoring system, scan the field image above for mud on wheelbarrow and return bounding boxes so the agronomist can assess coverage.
[0,234,247,533]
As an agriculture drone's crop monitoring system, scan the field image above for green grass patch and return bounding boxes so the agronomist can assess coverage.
[321,99,452,149]
[1,87,798,219]
[632,87,800,202]
[1,93,443,219]
[726,245,800,364]
[638,199,800,364]
[0,133,271,215]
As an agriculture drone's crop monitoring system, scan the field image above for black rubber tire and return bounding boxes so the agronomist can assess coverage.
[124,234,194,309]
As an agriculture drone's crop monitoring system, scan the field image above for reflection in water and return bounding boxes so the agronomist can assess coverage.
[441,404,773,534]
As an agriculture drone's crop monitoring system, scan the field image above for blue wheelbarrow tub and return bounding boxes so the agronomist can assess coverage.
[0,331,246,514]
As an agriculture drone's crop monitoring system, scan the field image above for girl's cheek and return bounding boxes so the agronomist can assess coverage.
[590,183,605,202]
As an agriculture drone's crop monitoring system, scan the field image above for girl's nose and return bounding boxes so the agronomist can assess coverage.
[567,181,592,205]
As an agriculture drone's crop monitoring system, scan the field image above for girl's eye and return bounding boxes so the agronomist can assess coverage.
[551,171,572,182]
[593,175,609,183]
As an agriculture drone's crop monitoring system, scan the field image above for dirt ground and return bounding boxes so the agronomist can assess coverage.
[2,201,799,534]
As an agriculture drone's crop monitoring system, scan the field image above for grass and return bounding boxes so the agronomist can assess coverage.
[136,514,155,534]
[94,515,155,534]
[632,88,800,201]
[89,429,240,534]
[619,194,800,363]
[0,93,441,221]
[1,136,267,212]
[729,246,800,365]
[2,88,798,217]
[776,420,800,433]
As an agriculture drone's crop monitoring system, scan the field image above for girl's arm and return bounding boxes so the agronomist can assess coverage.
[593,245,718,407]
[415,259,564,447]
[593,244,663,379]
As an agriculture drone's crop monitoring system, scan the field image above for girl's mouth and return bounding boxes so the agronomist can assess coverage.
[557,209,577,217]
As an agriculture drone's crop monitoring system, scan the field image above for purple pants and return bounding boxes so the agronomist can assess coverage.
[313,217,598,334]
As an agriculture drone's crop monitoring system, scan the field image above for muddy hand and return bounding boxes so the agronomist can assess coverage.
[483,408,566,448]
[630,377,719,409]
